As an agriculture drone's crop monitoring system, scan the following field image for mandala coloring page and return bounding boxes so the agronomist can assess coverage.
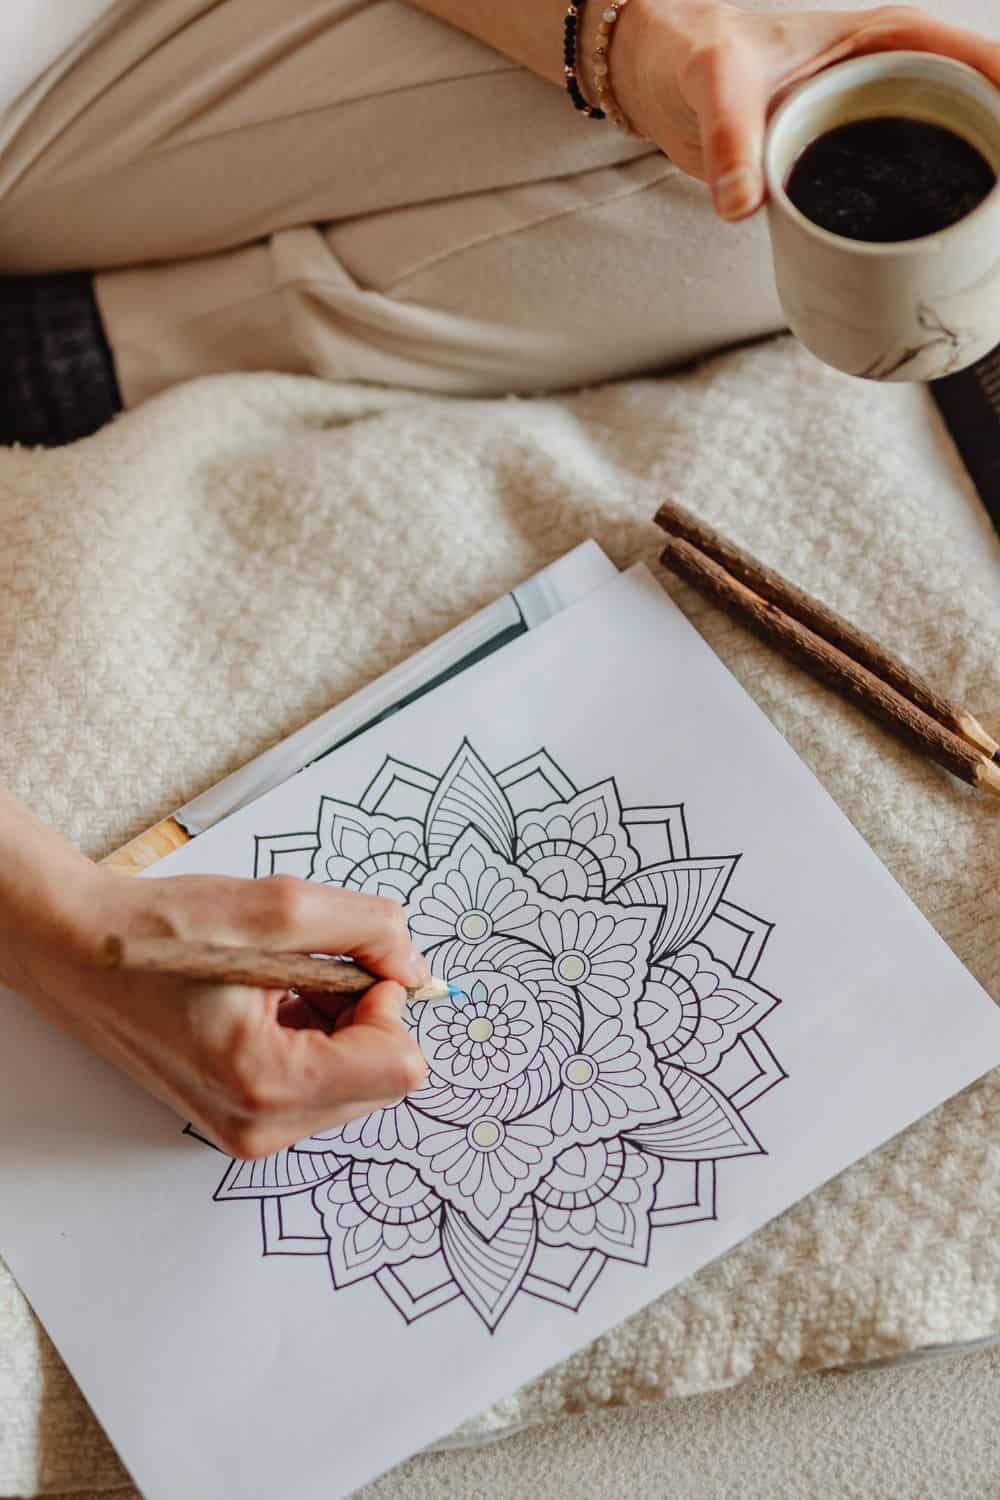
[195,743,786,1331]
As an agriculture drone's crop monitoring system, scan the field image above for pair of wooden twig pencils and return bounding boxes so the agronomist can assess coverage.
[655,497,1000,798]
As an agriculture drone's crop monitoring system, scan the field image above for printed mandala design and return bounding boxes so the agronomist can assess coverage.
[201,743,787,1330]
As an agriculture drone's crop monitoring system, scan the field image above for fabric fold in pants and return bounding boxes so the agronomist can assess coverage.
[95,158,789,403]
[0,0,997,404]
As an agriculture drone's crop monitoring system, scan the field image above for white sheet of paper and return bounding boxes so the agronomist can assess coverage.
[2,563,998,1500]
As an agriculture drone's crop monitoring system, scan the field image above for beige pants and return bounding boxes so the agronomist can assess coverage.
[0,0,996,406]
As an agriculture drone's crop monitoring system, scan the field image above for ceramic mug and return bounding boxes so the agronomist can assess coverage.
[764,52,1000,382]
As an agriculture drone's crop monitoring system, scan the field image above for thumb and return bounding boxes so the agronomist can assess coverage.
[350,979,410,1033]
[686,48,769,221]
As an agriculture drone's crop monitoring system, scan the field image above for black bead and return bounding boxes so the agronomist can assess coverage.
[563,0,605,122]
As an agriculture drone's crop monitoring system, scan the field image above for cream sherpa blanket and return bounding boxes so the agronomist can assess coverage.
[2,336,999,1497]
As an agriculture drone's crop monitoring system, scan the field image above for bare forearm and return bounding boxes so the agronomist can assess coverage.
[0,786,100,996]
[403,0,585,89]
[400,0,854,88]
[405,0,1000,223]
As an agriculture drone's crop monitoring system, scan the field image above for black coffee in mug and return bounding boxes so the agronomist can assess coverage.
[785,116,996,243]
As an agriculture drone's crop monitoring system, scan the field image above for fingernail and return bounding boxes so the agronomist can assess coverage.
[713,167,759,221]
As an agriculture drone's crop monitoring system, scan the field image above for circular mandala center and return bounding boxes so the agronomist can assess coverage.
[562,1054,597,1089]
[417,969,544,1090]
[555,950,591,984]
[468,1118,504,1150]
[458,910,492,941]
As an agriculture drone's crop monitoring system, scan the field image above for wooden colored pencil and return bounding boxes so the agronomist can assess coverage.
[656,496,1000,763]
[657,531,1000,798]
[102,935,455,1004]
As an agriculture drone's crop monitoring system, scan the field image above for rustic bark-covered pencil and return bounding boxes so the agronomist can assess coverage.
[102,935,459,1004]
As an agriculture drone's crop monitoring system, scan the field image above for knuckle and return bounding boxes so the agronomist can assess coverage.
[220,1046,286,1116]
[242,1079,279,1115]
[685,38,730,90]
[868,4,925,34]
[706,117,739,159]
[257,873,305,932]
[375,894,408,930]
[389,1040,428,1096]
[226,1070,268,1115]
[218,1120,282,1160]
[362,894,410,954]
[684,40,717,84]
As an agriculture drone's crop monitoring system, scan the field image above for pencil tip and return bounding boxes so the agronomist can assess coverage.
[980,757,1000,796]
[408,977,464,1004]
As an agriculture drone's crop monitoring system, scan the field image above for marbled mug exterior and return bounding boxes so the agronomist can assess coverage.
[765,53,1000,382]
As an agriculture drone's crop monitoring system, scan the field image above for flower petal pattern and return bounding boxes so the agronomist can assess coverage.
[214,1148,346,1200]
[441,1200,537,1331]
[426,740,517,864]
[535,900,660,1018]
[318,1163,441,1287]
[546,1012,666,1147]
[517,781,640,897]
[610,856,739,959]
[638,944,780,1075]
[627,1065,764,1161]
[311,799,428,900]
[414,1116,556,1237]
[537,1142,662,1265]
[408,829,540,946]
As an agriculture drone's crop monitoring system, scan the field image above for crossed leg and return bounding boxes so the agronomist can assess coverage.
[0,0,995,405]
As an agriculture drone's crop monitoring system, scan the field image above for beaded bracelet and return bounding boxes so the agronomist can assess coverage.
[590,0,639,135]
[563,2,605,120]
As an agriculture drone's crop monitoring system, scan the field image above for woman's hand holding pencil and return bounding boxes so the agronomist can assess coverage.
[85,875,432,1159]
[0,786,429,1160]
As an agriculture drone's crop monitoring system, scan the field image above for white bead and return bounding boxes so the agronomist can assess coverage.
[603,8,617,22]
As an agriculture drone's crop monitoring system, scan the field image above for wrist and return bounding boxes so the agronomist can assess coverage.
[603,0,717,140]
[0,791,108,1000]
